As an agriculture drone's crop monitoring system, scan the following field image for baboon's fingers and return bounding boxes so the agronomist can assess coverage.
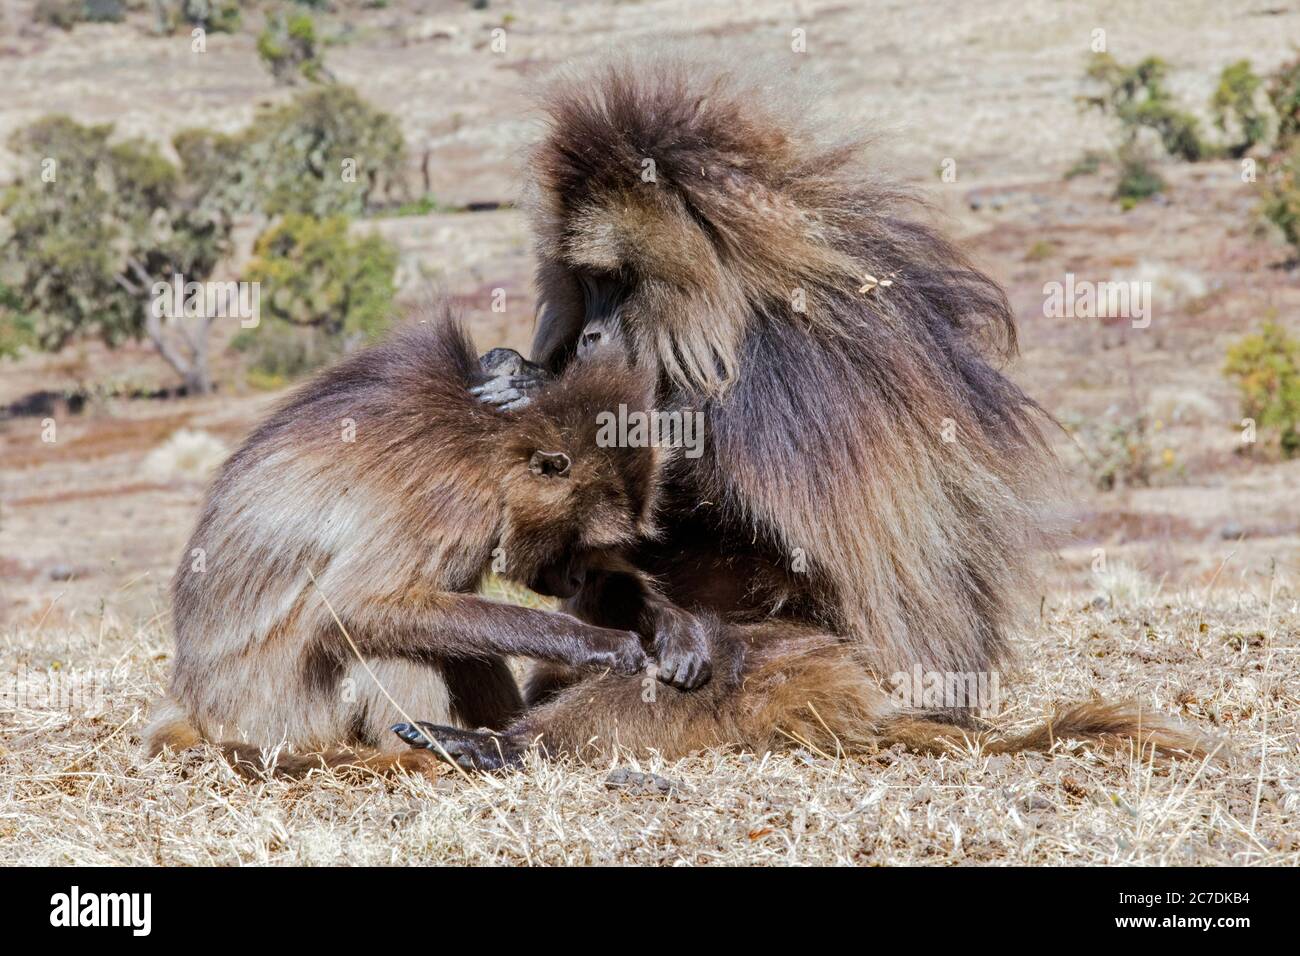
[655,648,712,690]
[469,374,543,410]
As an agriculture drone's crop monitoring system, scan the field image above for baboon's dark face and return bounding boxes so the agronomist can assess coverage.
[500,441,650,598]
[536,269,637,371]
[576,280,629,363]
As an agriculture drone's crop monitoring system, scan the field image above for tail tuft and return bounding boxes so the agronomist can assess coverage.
[988,700,1231,764]
[874,700,1229,764]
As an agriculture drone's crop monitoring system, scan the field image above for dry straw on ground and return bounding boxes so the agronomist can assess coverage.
[1,587,1294,866]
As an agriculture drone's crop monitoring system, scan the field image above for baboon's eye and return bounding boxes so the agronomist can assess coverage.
[529,450,572,478]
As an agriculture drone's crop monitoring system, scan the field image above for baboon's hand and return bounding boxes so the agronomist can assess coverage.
[650,610,713,690]
[392,722,526,773]
[583,629,650,677]
[472,349,549,411]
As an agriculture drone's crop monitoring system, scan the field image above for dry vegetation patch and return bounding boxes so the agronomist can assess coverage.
[1,592,1294,866]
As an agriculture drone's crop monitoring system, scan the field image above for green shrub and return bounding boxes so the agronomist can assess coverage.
[236,322,338,389]
[258,11,329,85]
[1261,141,1300,253]
[1224,321,1300,458]
[84,0,124,21]
[0,285,37,360]
[34,0,124,28]
[240,85,406,216]
[1082,53,1207,162]
[33,0,86,29]
[236,215,397,379]
[1267,52,1300,147]
[1212,60,1270,157]
[1067,411,1154,491]
[163,0,242,34]
[1115,146,1165,208]
[1064,150,1106,179]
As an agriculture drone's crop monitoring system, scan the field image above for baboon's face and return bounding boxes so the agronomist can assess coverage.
[576,272,631,351]
[500,441,650,599]
[536,269,637,371]
[573,275,633,364]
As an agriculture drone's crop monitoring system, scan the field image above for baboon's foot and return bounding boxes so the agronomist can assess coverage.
[392,722,527,772]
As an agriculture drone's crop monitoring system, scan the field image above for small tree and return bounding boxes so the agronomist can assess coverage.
[1,117,239,393]
[1224,322,1300,458]
[1261,142,1300,255]
[236,215,397,385]
[1267,52,1300,148]
[240,85,406,216]
[1082,54,1206,163]
[1212,60,1270,158]
[257,11,331,85]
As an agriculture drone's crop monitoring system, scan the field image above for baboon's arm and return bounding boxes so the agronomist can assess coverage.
[329,593,647,675]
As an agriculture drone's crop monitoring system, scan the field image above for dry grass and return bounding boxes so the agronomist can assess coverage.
[1,587,1295,866]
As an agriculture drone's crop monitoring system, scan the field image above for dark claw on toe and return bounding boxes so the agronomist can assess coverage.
[391,722,426,747]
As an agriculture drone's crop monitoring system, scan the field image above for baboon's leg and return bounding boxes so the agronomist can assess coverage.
[395,623,894,768]
[439,655,524,729]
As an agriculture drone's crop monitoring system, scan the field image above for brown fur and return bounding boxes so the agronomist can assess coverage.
[434,54,1223,766]
[498,623,1221,765]
[145,307,662,777]
[529,53,1047,681]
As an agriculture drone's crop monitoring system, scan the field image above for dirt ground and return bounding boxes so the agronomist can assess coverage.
[1,0,1298,865]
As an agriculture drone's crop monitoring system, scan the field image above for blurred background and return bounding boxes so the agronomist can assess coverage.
[1,0,1298,629]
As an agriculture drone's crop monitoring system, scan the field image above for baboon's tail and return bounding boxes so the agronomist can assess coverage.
[738,635,1228,764]
[143,697,439,780]
[872,701,1230,764]
[213,742,440,780]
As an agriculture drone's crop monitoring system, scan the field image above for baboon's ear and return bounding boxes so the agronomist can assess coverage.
[529,450,571,478]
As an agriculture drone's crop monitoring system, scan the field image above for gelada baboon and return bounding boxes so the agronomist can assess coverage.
[398,56,1217,769]
[145,310,703,778]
